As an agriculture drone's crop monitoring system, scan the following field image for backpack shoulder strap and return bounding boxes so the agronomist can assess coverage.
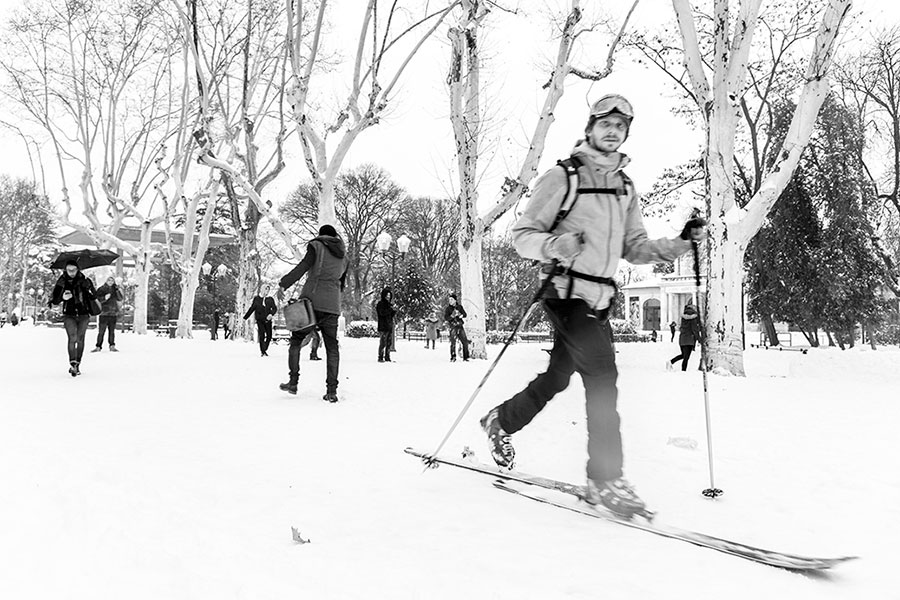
[550,155,584,233]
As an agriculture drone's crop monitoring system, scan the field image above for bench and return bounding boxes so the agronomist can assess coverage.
[405,331,427,341]
[518,332,553,343]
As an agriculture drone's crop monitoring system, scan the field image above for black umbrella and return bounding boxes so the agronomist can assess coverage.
[49,249,120,270]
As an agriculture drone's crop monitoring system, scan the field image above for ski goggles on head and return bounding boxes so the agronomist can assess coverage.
[589,94,634,120]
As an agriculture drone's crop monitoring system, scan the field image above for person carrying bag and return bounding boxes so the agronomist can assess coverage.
[276,225,348,401]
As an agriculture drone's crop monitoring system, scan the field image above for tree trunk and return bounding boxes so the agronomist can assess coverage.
[459,226,487,359]
[760,314,779,347]
[132,223,154,335]
[234,210,261,342]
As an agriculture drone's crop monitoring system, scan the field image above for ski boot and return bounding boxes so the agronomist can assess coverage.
[279,381,298,395]
[479,407,515,470]
[584,477,654,520]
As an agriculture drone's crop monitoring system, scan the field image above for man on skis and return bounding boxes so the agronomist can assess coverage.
[479,94,705,518]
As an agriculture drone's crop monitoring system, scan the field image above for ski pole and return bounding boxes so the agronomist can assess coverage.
[421,262,560,470]
[692,238,723,499]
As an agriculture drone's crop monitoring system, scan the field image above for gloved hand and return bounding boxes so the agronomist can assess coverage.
[680,217,707,241]
[275,286,285,302]
[546,232,584,261]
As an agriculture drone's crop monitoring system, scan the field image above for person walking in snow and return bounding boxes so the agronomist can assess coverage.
[444,293,470,362]
[477,94,705,519]
[276,224,348,401]
[424,312,439,349]
[244,285,278,356]
[669,320,677,342]
[376,287,396,362]
[667,305,704,372]
[211,308,220,340]
[92,275,123,352]
[49,260,99,376]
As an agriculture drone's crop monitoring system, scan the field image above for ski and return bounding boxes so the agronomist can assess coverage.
[405,447,858,571]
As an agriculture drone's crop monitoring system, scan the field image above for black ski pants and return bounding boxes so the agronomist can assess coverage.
[96,315,117,348]
[288,312,339,392]
[496,299,621,484]
[670,345,694,371]
[256,320,273,354]
[64,315,91,363]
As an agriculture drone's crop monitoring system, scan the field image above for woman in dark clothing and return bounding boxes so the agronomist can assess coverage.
[49,260,98,376]
[667,305,703,371]
[375,287,396,362]
[243,285,278,356]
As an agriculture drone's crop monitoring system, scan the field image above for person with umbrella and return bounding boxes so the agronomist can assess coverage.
[49,259,100,376]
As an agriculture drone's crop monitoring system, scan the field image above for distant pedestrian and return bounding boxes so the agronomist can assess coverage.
[667,305,703,372]
[308,329,322,360]
[669,320,677,342]
[276,224,348,401]
[424,312,439,349]
[10,312,19,326]
[49,260,98,376]
[211,308,220,340]
[222,312,232,339]
[376,287,396,362]
[444,293,469,362]
[244,285,278,356]
[650,329,657,343]
[92,276,123,352]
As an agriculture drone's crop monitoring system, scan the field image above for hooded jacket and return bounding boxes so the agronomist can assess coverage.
[678,306,703,348]
[50,272,97,317]
[280,234,348,315]
[512,140,692,310]
[375,287,395,332]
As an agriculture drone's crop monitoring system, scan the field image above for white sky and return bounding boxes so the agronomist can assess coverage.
[0,0,898,238]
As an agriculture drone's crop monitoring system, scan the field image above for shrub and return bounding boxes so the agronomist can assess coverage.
[486,330,515,344]
[609,318,637,335]
[614,333,652,343]
[346,320,379,338]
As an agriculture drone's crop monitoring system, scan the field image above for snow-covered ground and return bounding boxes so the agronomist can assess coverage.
[0,325,897,599]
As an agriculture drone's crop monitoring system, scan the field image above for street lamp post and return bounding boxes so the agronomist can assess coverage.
[375,232,412,350]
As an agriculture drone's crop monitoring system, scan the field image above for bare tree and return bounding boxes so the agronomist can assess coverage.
[666,0,851,375]
[0,177,56,315]
[284,0,459,229]
[448,0,639,358]
[0,0,183,334]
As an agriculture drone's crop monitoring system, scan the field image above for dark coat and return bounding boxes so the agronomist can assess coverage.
[50,272,97,317]
[279,234,348,315]
[243,295,277,322]
[95,283,124,316]
[444,301,467,329]
[678,307,703,348]
[376,288,395,332]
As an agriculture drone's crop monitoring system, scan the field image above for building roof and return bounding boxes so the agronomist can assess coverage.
[59,226,236,250]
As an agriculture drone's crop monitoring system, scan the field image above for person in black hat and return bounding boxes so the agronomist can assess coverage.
[276,224,348,401]
[49,260,98,376]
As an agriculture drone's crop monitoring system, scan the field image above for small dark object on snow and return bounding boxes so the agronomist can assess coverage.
[702,487,724,499]
[291,527,310,544]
